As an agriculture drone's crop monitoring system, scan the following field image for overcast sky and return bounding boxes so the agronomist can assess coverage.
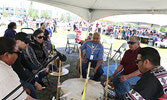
[1,0,167,25]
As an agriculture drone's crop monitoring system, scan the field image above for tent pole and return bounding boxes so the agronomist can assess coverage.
[86,9,93,38]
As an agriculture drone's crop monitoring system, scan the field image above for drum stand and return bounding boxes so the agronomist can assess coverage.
[105,52,111,100]
[56,60,62,100]
[79,49,82,78]
[104,46,121,99]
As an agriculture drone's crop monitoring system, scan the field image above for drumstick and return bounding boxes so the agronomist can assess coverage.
[78,48,83,78]
[81,62,91,100]
[56,60,62,100]
[51,55,54,72]
[105,55,110,100]
[59,92,72,99]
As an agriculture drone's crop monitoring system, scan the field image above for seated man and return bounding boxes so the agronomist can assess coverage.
[12,32,42,99]
[25,29,57,86]
[80,32,104,81]
[0,37,35,100]
[122,47,167,100]
[109,36,141,98]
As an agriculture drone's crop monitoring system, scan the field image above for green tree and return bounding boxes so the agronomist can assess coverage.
[160,27,167,32]
[66,13,71,21]
[28,5,33,16]
[27,2,38,18]
[60,14,65,21]
[32,10,38,18]
[2,12,8,18]
[41,10,51,18]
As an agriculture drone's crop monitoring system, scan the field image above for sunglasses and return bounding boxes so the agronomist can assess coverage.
[136,59,142,64]
[127,41,136,45]
[8,50,22,55]
[0,50,22,55]
[37,36,44,39]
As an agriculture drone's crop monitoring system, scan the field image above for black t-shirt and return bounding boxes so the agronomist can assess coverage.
[43,29,49,41]
[133,71,163,100]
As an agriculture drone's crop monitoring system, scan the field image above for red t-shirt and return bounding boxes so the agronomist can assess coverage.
[120,47,141,75]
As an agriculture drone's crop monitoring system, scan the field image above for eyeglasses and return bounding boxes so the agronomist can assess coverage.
[0,50,22,55]
[37,36,44,39]
[136,59,142,64]
[127,41,136,45]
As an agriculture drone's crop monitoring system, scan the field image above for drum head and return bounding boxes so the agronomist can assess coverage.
[60,78,104,100]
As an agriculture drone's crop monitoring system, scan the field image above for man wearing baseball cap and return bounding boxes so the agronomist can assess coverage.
[12,32,42,99]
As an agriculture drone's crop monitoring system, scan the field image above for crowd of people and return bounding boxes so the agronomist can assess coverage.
[0,21,167,100]
[10,15,167,48]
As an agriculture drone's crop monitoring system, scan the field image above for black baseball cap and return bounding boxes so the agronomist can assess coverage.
[15,32,31,44]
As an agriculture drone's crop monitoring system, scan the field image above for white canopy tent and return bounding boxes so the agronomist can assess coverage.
[30,0,167,22]
[103,14,167,26]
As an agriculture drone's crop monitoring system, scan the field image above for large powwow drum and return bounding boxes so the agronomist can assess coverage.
[60,78,104,100]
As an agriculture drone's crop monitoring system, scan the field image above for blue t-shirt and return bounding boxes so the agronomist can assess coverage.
[46,27,52,37]
[4,29,16,38]
[80,40,104,61]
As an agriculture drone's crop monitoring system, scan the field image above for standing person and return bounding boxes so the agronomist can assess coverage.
[122,47,167,100]
[0,37,35,100]
[75,28,82,43]
[108,36,142,98]
[73,22,77,31]
[80,32,104,81]
[4,22,17,38]
[46,22,53,38]
[39,22,52,51]
[53,18,57,32]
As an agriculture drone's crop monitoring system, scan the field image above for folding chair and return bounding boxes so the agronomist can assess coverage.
[113,43,128,61]
[65,34,78,52]
[21,28,34,41]
[102,38,113,60]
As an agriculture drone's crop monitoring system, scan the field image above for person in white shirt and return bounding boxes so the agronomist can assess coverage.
[0,37,35,100]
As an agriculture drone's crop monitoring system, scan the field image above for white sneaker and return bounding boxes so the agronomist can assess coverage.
[108,89,116,99]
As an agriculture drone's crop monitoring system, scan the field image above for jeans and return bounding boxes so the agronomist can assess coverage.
[112,73,141,97]
[20,80,37,99]
[82,60,104,81]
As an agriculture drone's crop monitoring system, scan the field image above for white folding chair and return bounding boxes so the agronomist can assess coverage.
[102,38,113,60]
[65,34,78,52]
[113,43,128,61]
